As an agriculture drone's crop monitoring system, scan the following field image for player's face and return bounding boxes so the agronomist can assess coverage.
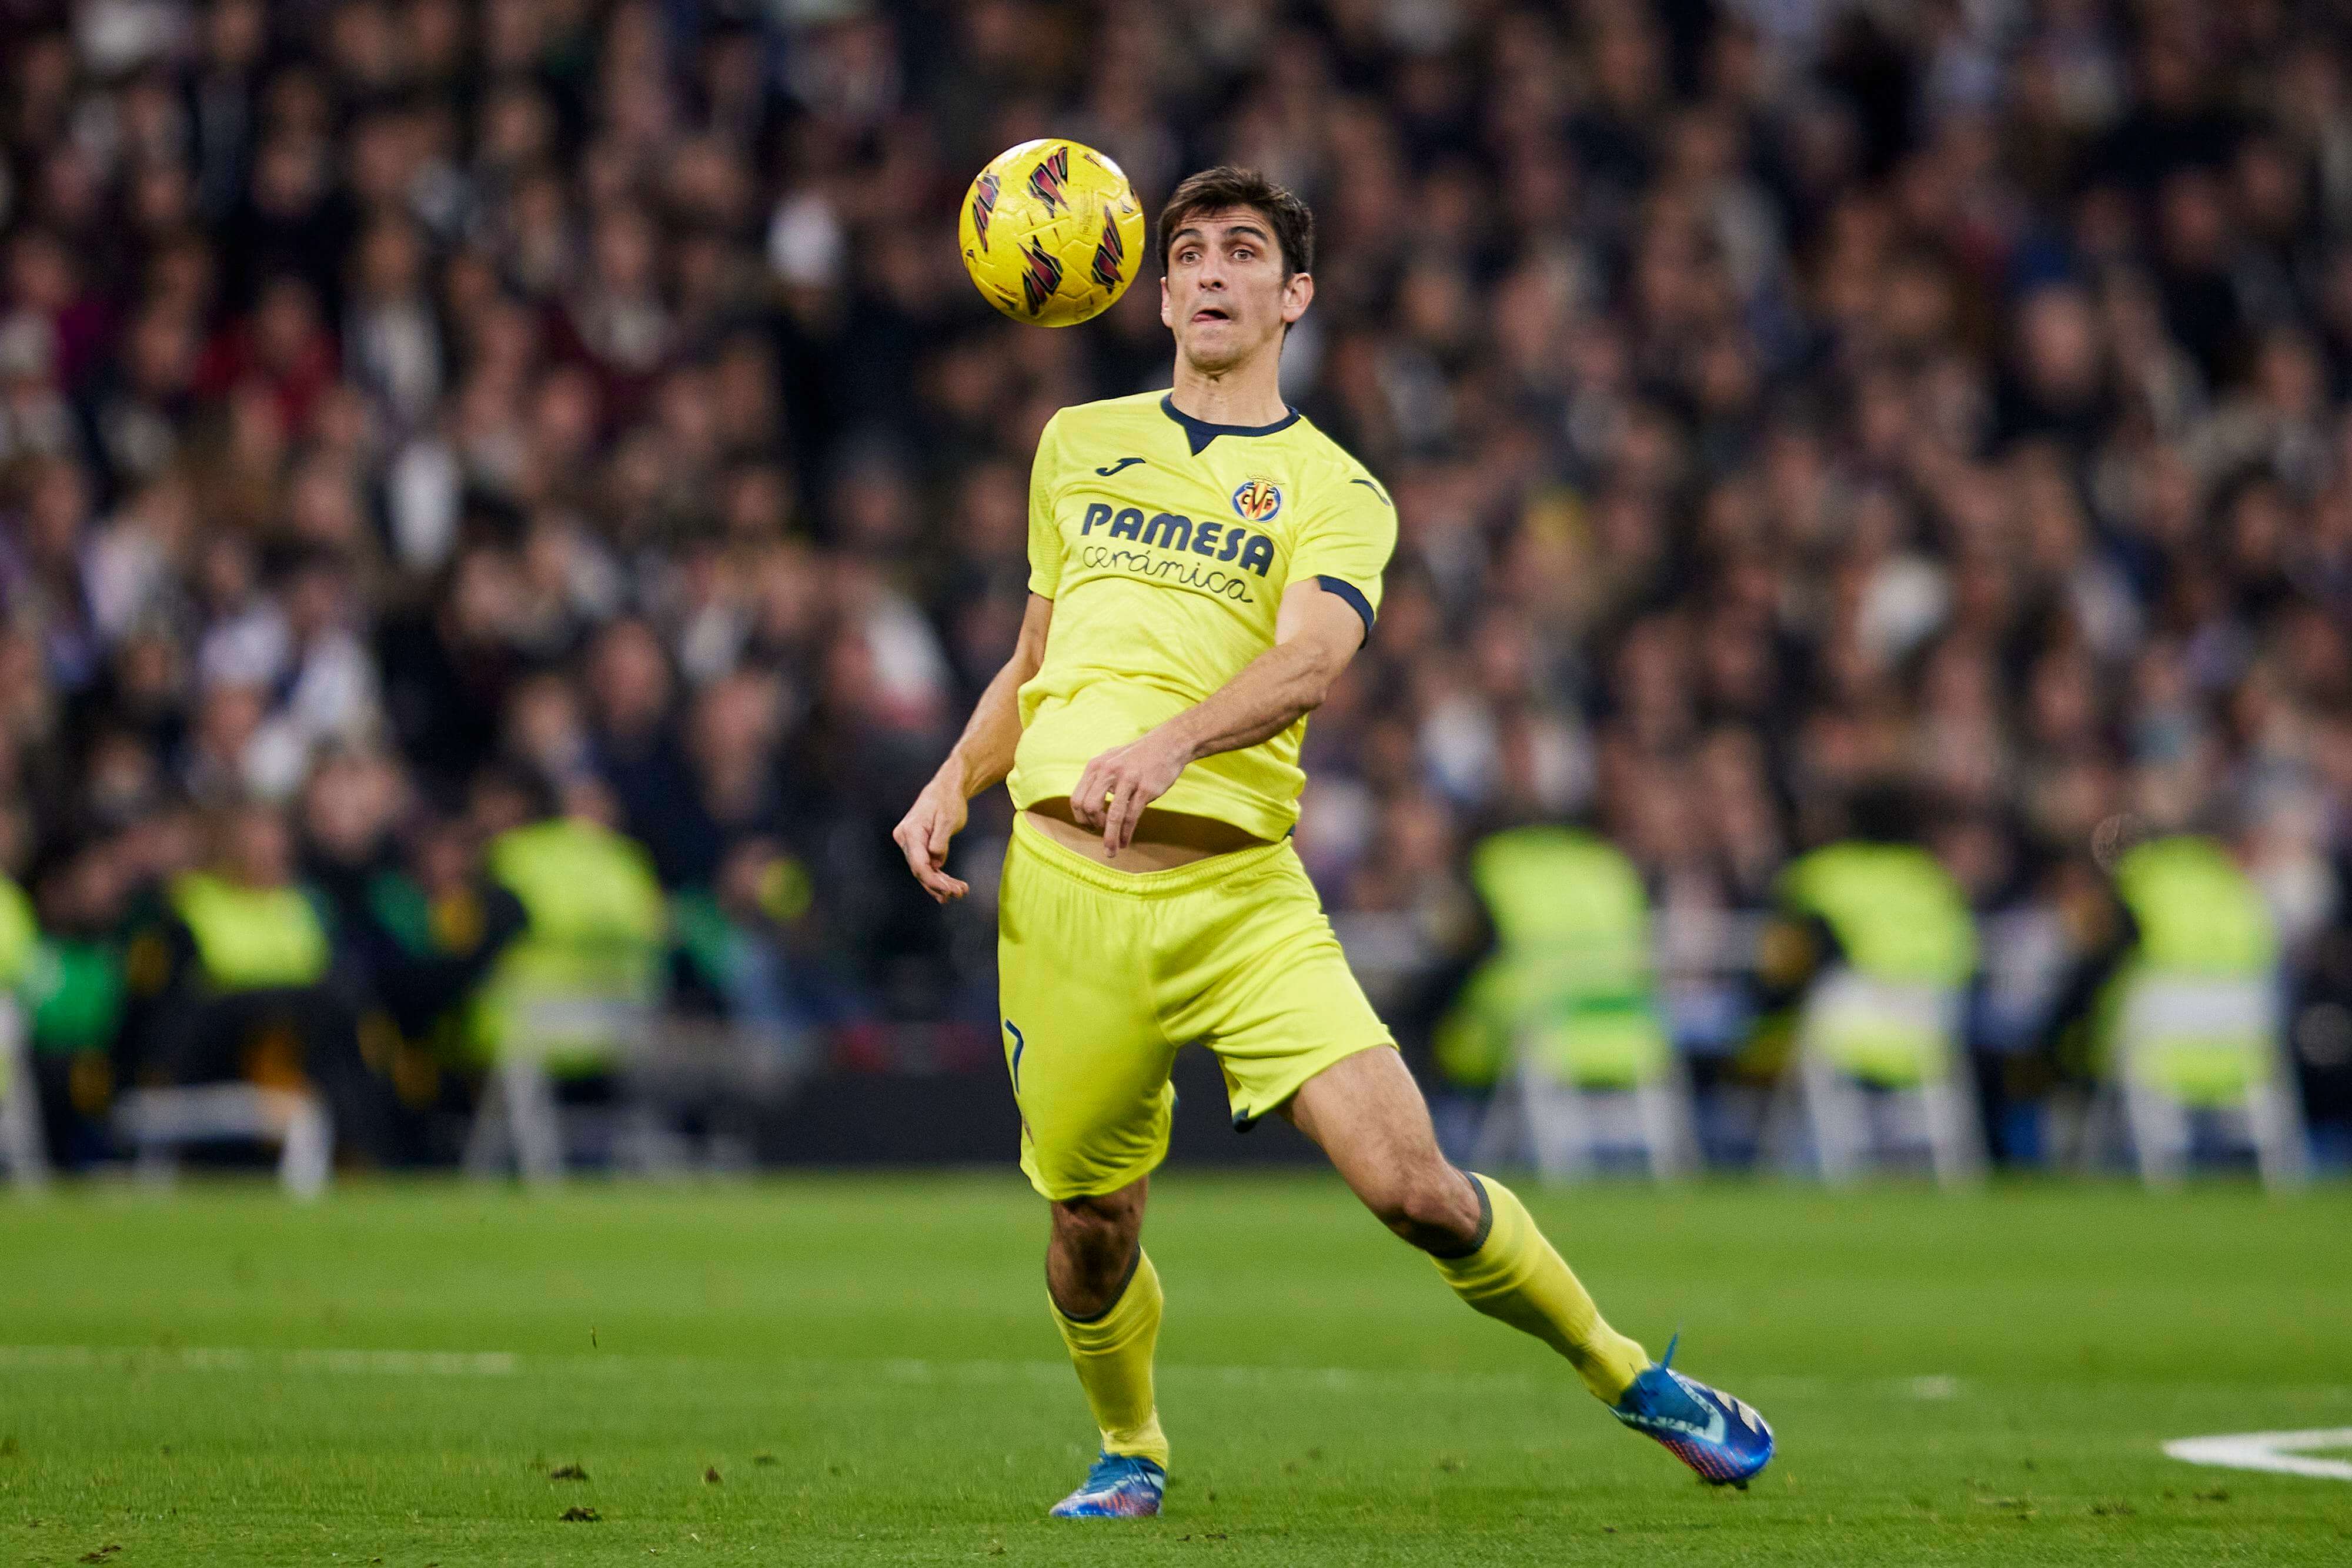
[1160,209,1312,373]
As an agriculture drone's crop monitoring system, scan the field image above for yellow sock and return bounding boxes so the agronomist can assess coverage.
[1431,1173,1651,1403]
[1050,1248,1169,1469]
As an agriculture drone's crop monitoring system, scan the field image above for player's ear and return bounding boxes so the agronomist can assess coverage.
[1159,273,1173,330]
[1282,271,1313,325]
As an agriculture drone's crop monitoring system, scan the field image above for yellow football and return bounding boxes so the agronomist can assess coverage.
[958,139,1145,327]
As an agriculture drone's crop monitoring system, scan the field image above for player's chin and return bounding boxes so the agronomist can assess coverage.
[1179,322,1247,367]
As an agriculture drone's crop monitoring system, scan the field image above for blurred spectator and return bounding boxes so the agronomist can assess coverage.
[0,0,2343,1165]
[22,834,130,1167]
[135,795,399,1164]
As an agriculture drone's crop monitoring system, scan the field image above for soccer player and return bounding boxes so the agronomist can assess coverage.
[892,167,1773,1517]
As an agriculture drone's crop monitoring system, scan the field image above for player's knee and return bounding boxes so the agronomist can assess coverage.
[1364,1166,1479,1254]
[1050,1191,1142,1265]
[1047,1189,1145,1317]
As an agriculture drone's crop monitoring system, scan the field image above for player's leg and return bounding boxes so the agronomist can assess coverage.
[1282,1048,1775,1485]
[1044,1176,1168,1489]
[1181,844,1773,1485]
[1161,847,1643,1396]
[1279,1047,1649,1403]
[998,816,1177,1514]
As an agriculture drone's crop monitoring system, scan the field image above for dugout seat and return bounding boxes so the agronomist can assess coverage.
[462,817,668,1184]
[1468,1001,1699,1181]
[2091,975,2307,1189]
[0,998,47,1189]
[1446,828,1697,1181]
[113,1080,332,1198]
[1775,968,1985,1187]
[462,989,659,1185]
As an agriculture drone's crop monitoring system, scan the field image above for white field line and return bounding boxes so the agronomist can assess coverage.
[2163,1428,2352,1482]
[0,1343,1867,1399]
[0,1345,1568,1393]
[0,1345,519,1377]
[18,1343,2352,1485]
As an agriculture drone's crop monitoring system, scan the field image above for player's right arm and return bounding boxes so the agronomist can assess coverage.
[892,592,1053,902]
[893,412,1070,902]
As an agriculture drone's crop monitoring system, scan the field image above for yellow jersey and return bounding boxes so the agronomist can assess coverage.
[1009,390,1396,842]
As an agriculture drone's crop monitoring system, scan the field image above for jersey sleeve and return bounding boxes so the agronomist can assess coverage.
[1288,472,1396,641]
[1026,413,1067,599]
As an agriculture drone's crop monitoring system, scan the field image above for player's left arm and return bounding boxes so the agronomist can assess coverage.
[1069,581,1367,852]
[1072,473,1394,853]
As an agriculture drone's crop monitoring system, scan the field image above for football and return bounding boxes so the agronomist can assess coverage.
[958,139,1145,327]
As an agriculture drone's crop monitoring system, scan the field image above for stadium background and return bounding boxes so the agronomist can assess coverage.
[6,4,2352,1565]
[0,0,2348,1176]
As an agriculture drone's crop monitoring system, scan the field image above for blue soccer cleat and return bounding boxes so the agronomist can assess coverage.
[1611,1334,1775,1487]
[1048,1450,1167,1518]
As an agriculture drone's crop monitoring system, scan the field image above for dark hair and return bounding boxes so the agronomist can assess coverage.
[1157,166,1315,279]
[1846,781,1919,845]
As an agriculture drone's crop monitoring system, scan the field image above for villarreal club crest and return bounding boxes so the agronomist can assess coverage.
[960,140,1145,327]
[1232,477,1283,523]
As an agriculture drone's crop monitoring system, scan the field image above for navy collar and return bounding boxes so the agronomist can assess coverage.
[1161,393,1300,456]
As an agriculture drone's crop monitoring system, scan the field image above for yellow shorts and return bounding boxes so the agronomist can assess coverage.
[997,813,1395,1200]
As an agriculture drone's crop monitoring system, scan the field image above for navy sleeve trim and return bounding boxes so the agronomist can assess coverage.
[1315,575,1375,643]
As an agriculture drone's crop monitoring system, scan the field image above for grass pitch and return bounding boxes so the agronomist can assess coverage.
[1,1172,2348,1566]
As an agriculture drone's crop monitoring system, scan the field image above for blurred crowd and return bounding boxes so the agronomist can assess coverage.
[4,0,2352,1162]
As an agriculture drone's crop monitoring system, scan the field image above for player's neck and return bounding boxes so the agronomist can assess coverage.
[1168,353,1288,429]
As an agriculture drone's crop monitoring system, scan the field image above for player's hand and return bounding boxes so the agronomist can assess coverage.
[1070,730,1191,855]
[893,771,971,902]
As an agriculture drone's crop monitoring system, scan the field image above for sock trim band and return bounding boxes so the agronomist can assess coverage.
[1054,1242,1144,1325]
[1429,1170,1494,1260]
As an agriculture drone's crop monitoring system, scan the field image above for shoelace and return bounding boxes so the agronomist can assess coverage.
[1080,1453,1152,1493]
[1622,1331,1713,1426]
